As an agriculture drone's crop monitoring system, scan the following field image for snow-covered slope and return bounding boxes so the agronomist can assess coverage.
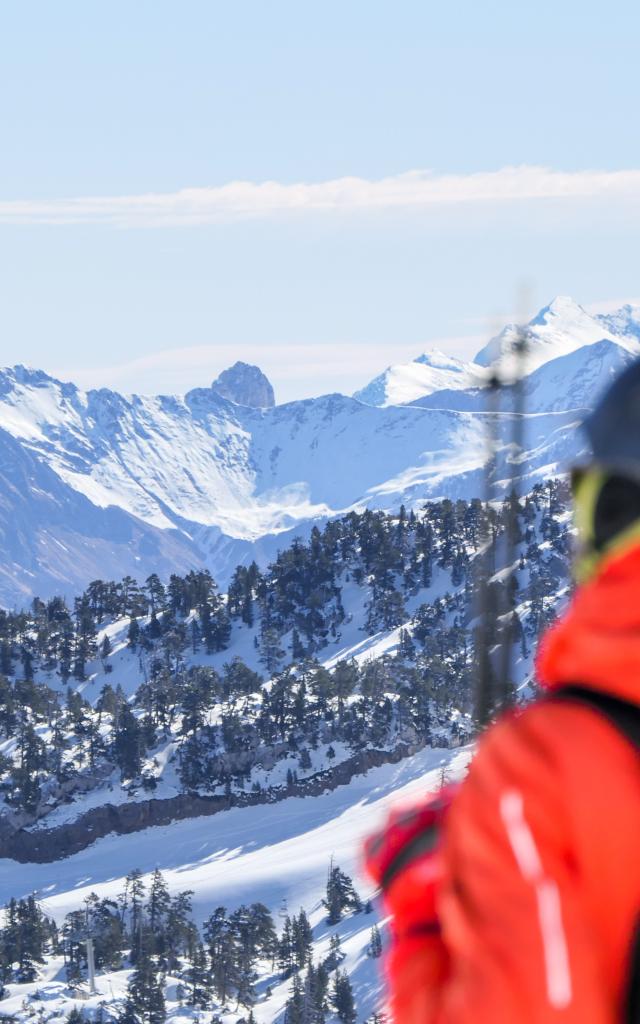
[0,745,470,1024]
[595,302,640,344]
[520,337,635,413]
[0,745,471,926]
[474,295,640,373]
[353,350,481,407]
[414,335,635,416]
[0,485,568,848]
[0,371,494,603]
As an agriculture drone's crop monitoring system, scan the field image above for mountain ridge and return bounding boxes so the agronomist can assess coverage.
[0,296,634,604]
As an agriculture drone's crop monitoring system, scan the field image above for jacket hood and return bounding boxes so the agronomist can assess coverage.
[537,542,640,706]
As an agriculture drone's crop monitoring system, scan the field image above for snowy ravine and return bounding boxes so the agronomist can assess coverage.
[0,295,635,605]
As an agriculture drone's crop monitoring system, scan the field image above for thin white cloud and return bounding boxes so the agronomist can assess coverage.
[4,166,640,227]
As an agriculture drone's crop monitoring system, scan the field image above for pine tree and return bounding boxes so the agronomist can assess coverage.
[12,722,46,811]
[186,942,211,1008]
[292,909,313,969]
[306,960,329,1024]
[127,617,140,650]
[126,945,165,1024]
[324,864,362,924]
[205,906,236,1003]
[285,971,305,1024]
[147,869,170,956]
[398,628,416,660]
[324,933,344,971]
[100,634,112,667]
[332,970,357,1024]
[278,916,295,977]
[90,897,123,969]
[325,867,342,926]
[230,905,260,1008]
[165,890,197,970]
[368,924,383,959]
[114,705,143,781]
[145,575,166,616]
[259,619,285,675]
[126,870,146,962]
[116,1002,139,1024]
[291,628,306,661]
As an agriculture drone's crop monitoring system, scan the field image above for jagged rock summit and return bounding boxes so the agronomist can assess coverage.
[212,361,275,408]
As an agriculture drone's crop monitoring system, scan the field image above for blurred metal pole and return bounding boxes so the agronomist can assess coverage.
[474,292,530,729]
[495,323,528,710]
[474,369,500,729]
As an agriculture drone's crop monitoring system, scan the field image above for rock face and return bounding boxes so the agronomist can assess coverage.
[212,362,275,408]
[0,741,425,863]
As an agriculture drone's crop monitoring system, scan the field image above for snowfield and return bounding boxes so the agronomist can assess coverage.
[0,745,471,1023]
[0,745,471,923]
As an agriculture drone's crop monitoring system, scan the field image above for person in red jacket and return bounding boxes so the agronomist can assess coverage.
[365,359,640,1023]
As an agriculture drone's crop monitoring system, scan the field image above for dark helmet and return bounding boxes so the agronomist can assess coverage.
[582,356,640,477]
[573,356,640,582]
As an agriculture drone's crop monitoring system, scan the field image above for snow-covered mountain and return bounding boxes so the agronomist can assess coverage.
[0,367,572,606]
[353,349,482,407]
[0,369,486,603]
[414,335,635,416]
[474,294,640,372]
[0,296,635,606]
[356,296,639,407]
[0,296,629,1023]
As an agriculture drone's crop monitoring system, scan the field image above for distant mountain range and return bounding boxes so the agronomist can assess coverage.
[0,296,636,605]
[356,296,640,406]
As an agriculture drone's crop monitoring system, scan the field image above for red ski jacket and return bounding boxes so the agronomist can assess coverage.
[366,543,640,1023]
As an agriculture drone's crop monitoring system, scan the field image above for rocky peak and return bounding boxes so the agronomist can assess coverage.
[211,362,275,409]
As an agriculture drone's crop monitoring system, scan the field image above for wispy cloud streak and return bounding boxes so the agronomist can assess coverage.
[3,166,640,227]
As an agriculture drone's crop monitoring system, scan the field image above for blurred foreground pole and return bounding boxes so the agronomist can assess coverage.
[474,316,528,730]
[474,369,500,729]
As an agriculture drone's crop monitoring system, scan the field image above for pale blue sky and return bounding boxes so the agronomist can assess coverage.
[1,0,640,401]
